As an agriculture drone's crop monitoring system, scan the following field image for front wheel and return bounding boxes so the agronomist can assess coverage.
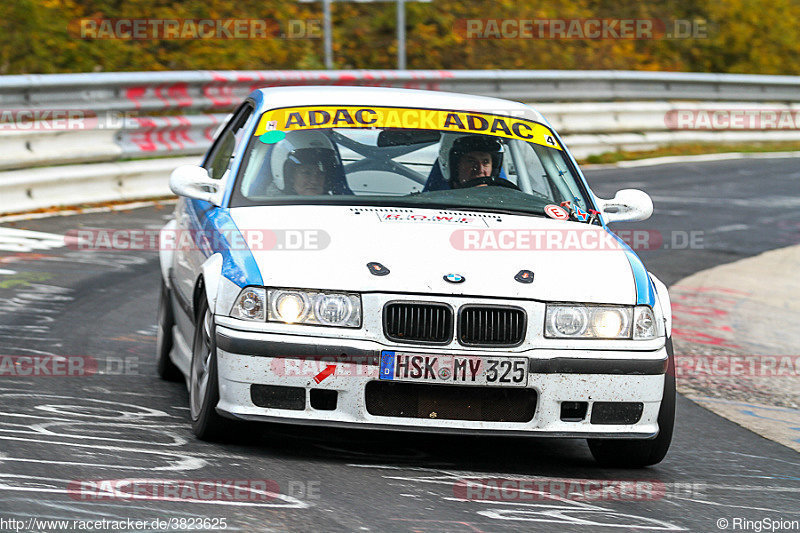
[189,299,233,440]
[587,337,676,467]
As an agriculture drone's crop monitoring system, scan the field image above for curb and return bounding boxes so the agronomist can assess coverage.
[670,245,800,452]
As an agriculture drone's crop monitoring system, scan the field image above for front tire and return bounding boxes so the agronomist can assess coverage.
[156,280,182,382]
[189,299,232,440]
[587,337,676,467]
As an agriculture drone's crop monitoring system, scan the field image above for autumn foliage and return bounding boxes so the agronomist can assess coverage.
[1,0,798,75]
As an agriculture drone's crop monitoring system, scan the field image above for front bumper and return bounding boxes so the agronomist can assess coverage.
[215,325,668,438]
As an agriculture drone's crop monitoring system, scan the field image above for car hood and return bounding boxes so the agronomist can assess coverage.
[228,205,637,304]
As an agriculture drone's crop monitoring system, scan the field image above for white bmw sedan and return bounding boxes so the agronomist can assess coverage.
[157,86,675,467]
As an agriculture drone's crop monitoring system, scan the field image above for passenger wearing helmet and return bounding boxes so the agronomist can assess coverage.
[270,131,340,195]
[286,153,328,195]
[449,135,504,189]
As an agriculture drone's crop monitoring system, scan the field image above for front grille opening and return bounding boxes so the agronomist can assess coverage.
[560,401,588,422]
[590,402,644,425]
[310,389,338,411]
[365,381,536,422]
[458,306,526,346]
[250,384,305,410]
[383,302,453,344]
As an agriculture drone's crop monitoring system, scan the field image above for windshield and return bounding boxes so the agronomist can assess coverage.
[230,105,592,217]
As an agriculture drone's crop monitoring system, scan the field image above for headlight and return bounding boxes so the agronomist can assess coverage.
[268,288,361,328]
[314,293,355,325]
[273,291,309,323]
[590,307,629,338]
[230,287,267,321]
[545,304,639,339]
[633,305,657,340]
[548,306,588,337]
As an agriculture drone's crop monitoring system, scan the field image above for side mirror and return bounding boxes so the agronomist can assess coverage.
[169,165,224,206]
[596,189,653,223]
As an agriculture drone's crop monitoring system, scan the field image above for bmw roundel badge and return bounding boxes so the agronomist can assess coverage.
[444,273,465,284]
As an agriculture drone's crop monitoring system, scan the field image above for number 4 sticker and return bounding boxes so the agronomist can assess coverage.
[545,135,556,146]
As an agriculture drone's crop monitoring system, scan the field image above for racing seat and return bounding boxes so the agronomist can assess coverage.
[421,161,450,192]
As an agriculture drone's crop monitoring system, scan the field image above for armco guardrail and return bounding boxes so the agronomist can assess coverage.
[1,157,200,214]
[4,70,800,112]
[0,114,226,171]
[3,69,800,215]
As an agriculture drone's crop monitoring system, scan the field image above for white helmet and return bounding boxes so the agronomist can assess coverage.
[270,131,339,193]
[436,133,460,184]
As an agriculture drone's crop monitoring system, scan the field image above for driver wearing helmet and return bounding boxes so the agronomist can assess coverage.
[449,135,504,189]
[287,156,326,195]
[270,131,340,196]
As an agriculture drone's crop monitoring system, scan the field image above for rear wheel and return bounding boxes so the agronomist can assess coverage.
[156,281,182,382]
[587,337,676,467]
[189,298,233,440]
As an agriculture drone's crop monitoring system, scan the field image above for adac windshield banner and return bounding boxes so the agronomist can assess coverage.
[254,106,563,150]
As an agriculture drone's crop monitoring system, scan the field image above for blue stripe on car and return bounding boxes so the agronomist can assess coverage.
[604,228,656,306]
[189,199,263,288]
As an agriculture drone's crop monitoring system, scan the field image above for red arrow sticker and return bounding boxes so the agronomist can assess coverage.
[313,364,336,384]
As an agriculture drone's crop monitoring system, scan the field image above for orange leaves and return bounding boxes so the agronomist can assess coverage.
[0,0,798,74]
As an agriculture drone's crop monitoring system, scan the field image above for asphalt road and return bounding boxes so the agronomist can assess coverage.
[0,157,798,532]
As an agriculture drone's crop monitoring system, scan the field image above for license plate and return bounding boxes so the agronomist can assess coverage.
[379,351,528,387]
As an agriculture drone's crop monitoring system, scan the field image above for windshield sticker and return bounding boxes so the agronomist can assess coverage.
[376,212,484,225]
[561,199,590,222]
[259,130,286,143]
[572,205,590,222]
[254,106,562,150]
[544,204,569,220]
